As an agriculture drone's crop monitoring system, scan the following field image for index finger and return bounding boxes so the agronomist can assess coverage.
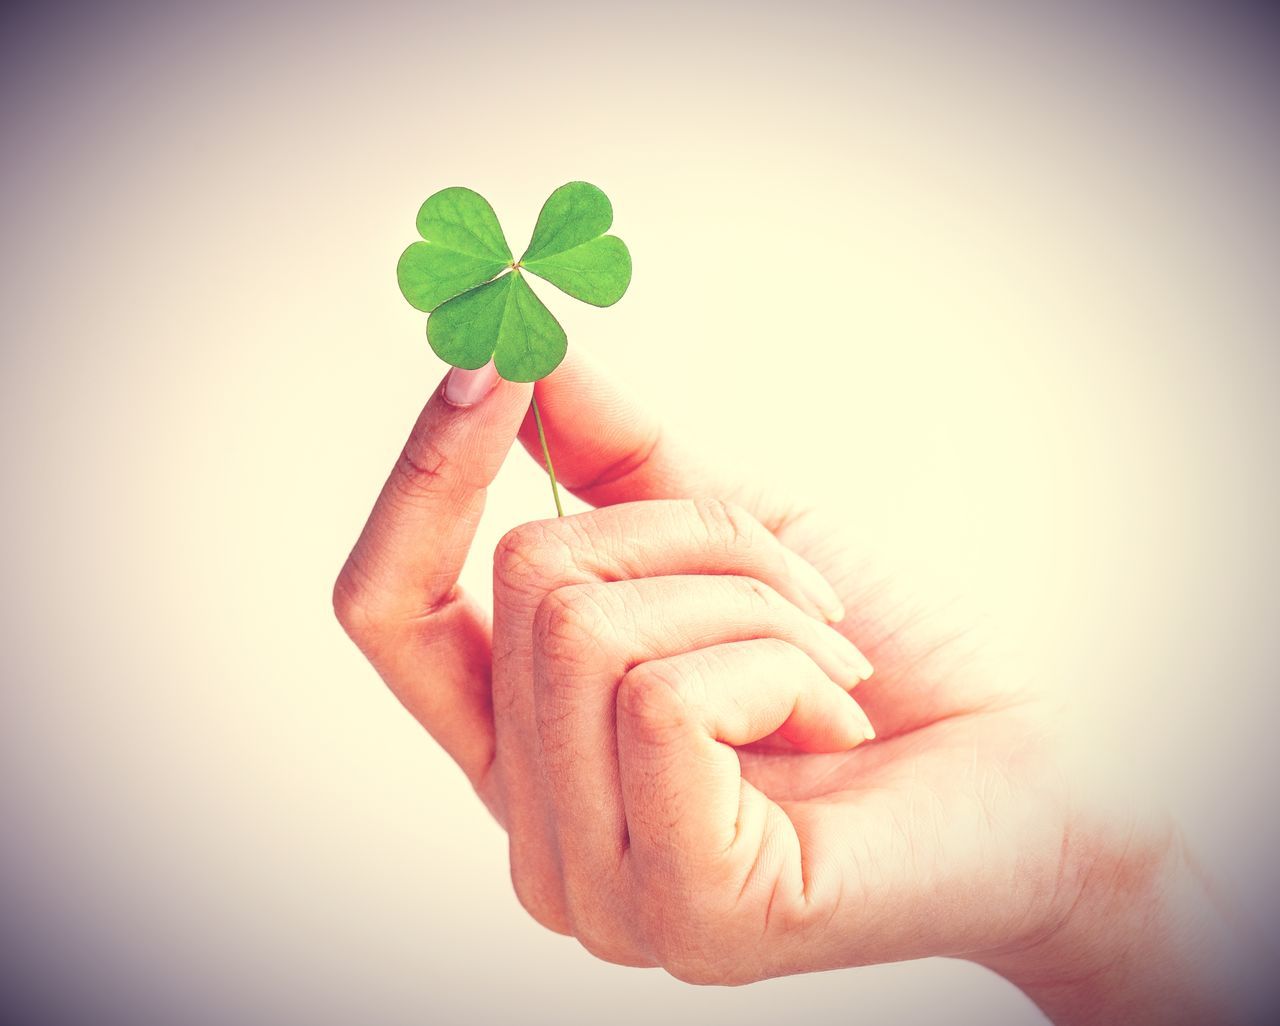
[334,361,532,788]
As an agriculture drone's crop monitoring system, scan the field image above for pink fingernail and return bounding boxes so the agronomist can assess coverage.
[847,698,877,743]
[443,360,500,408]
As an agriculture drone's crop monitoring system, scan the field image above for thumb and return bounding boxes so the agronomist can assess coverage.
[516,346,727,509]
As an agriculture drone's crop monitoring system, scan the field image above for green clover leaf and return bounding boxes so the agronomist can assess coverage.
[396,182,632,384]
[427,271,567,382]
[396,188,512,313]
[521,183,632,307]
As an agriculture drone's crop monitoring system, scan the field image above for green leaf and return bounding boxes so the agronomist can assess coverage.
[417,187,512,262]
[425,272,567,382]
[520,182,613,262]
[402,182,625,386]
[397,242,507,313]
[523,235,632,307]
[494,274,567,382]
[426,273,514,370]
[397,187,512,312]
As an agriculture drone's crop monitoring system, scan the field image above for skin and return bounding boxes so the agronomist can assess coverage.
[333,348,1267,1022]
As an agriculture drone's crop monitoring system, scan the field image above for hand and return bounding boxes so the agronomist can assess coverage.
[334,351,1267,1022]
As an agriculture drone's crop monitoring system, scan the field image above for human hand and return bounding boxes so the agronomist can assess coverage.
[334,350,1264,1022]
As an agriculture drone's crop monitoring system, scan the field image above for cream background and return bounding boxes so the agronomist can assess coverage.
[2,2,1277,1023]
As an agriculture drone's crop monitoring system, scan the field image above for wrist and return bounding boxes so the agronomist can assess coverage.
[978,817,1264,1025]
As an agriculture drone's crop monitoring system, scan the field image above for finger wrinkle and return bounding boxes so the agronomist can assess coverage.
[402,582,467,624]
[390,435,453,501]
[570,424,664,495]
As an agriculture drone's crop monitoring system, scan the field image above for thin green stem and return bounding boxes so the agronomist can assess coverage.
[531,394,564,518]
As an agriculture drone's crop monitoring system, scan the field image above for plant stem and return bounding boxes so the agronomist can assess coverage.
[531,394,564,518]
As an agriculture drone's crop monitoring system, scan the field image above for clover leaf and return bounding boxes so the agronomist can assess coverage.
[396,181,632,384]
[395,182,633,517]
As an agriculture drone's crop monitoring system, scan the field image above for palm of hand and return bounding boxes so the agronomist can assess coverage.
[724,499,1075,972]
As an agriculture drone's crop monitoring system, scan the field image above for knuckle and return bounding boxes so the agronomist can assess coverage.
[493,520,569,595]
[560,871,654,969]
[574,933,649,970]
[648,918,753,986]
[691,497,758,551]
[743,636,793,663]
[736,573,784,611]
[566,901,639,968]
[331,558,381,637]
[533,586,613,670]
[389,430,452,503]
[509,842,571,936]
[616,663,690,739]
[663,951,754,987]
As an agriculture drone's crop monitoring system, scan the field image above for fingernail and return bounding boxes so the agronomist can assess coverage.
[782,548,846,623]
[443,360,500,408]
[847,698,876,742]
[828,627,875,682]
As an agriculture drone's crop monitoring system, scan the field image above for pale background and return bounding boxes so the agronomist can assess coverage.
[2,1,1277,1023]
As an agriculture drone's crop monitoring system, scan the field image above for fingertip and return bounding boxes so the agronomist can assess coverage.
[843,695,876,746]
[780,546,847,624]
[854,699,877,741]
[441,360,502,408]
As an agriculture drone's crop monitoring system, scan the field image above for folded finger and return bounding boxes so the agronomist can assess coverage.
[616,642,846,906]
[532,576,872,910]
[539,632,870,878]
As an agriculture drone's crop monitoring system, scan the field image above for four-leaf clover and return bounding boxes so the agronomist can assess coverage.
[396,182,632,382]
